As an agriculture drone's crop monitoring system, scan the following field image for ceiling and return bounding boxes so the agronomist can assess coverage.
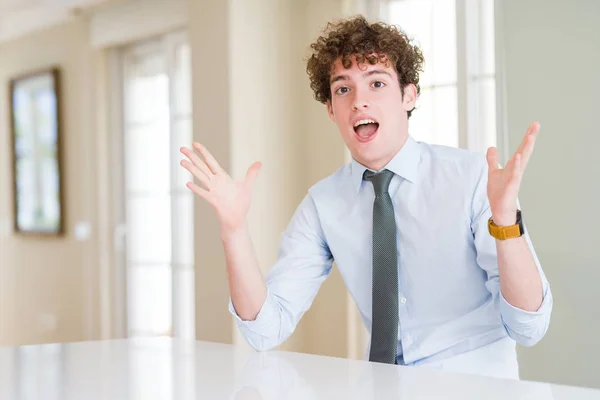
[0,0,115,42]
[0,0,38,13]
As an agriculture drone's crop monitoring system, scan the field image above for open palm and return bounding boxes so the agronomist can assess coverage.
[486,122,540,225]
[180,143,261,232]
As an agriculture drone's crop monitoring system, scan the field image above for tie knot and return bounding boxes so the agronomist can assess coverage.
[363,169,394,196]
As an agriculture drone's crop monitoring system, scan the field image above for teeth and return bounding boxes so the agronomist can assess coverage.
[353,119,377,128]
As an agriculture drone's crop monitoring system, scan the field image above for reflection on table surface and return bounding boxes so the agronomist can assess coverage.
[0,337,598,400]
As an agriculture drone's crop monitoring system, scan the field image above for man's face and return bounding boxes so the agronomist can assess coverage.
[327,56,417,171]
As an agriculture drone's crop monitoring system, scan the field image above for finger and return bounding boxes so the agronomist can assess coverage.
[180,147,213,180]
[486,147,500,171]
[515,122,540,157]
[243,162,262,192]
[180,159,211,189]
[515,122,539,152]
[513,152,522,176]
[193,142,225,175]
[186,181,212,200]
[506,152,523,186]
[520,122,540,168]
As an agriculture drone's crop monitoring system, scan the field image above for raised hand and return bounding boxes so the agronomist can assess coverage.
[486,122,540,226]
[180,143,262,233]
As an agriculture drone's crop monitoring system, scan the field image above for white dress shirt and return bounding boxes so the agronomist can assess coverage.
[229,136,553,379]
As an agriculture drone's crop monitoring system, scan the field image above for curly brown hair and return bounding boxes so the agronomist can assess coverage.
[306,15,424,118]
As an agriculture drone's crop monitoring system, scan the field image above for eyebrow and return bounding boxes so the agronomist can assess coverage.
[330,69,394,84]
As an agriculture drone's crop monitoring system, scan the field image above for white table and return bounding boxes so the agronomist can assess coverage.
[0,337,598,399]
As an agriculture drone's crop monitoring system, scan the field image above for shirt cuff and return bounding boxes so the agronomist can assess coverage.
[228,287,280,334]
[498,282,553,322]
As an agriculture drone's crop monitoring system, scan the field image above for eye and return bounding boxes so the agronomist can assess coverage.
[372,81,386,89]
[335,86,350,95]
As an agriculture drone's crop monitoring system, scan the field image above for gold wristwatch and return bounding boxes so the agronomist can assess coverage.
[488,210,524,240]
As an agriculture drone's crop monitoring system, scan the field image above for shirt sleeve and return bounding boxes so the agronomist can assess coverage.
[470,155,553,347]
[228,193,334,351]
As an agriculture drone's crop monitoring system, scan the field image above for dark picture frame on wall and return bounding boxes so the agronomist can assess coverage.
[9,67,65,236]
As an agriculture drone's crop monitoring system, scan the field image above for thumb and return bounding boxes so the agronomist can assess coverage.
[486,147,500,171]
[243,162,262,192]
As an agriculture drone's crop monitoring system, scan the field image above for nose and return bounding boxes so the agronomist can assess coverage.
[352,91,371,111]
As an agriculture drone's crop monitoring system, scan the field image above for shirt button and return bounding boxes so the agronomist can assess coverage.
[400,297,407,304]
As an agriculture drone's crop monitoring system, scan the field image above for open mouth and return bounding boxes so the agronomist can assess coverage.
[353,119,379,142]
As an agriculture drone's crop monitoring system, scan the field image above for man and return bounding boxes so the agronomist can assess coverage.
[180,16,552,379]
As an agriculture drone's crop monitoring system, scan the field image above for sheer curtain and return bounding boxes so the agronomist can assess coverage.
[380,0,497,152]
[119,32,195,340]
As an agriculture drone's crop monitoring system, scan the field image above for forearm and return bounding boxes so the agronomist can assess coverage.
[225,194,335,352]
[493,214,543,312]
[222,224,267,321]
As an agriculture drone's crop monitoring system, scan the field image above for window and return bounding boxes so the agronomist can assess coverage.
[117,32,195,340]
[381,0,497,152]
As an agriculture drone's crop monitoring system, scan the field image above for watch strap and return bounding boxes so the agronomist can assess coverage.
[488,210,524,240]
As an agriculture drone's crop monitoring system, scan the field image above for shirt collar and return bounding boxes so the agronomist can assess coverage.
[350,135,421,192]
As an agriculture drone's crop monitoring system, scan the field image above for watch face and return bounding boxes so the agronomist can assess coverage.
[516,210,524,236]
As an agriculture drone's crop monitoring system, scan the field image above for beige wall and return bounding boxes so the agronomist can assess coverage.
[296,0,353,359]
[190,0,355,357]
[0,18,101,345]
[499,0,600,389]
[0,0,357,353]
[188,0,234,346]
[228,0,307,351]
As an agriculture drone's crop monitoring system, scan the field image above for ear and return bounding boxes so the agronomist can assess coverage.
[401,83,418,112]
[326,100,335,122]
